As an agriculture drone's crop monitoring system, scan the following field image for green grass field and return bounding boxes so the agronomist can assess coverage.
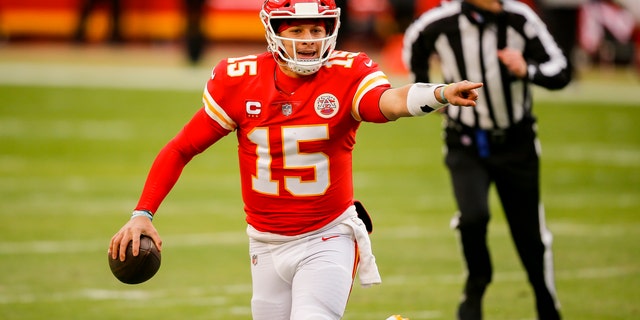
[0,46,639,319]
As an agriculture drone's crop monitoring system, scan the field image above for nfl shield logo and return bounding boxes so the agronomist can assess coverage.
[282,103,292,116]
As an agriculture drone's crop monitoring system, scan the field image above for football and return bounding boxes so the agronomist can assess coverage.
[108,235,161,284]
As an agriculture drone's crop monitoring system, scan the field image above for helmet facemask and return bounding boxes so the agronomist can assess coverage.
[261,1,341,76]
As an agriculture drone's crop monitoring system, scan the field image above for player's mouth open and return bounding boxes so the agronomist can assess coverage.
[297,50,317,59]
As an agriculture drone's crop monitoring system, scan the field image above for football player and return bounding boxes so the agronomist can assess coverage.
[109,0,482,319]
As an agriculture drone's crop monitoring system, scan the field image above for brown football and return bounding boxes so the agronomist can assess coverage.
[108,235,161,284]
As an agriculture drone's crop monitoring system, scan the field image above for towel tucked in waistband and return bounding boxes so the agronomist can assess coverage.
[342,214,382,287]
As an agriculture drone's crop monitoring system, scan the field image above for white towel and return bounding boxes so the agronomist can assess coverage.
[343,215,382,287]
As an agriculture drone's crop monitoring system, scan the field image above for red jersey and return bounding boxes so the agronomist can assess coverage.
[137,51,391,235]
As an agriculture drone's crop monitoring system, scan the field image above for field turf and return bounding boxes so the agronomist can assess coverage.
[0,44,639,319]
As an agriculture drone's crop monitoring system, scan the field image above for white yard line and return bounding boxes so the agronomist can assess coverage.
[1,221,637,255]
[0,62,210,91]
[0,265,635,305]
[0,232,247,255]
[0,61,639,104]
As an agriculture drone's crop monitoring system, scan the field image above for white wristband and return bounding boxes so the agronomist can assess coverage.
[131,210,154,221]
[406,83,448,116]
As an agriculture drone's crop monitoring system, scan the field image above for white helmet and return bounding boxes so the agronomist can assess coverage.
[260,0,341,75]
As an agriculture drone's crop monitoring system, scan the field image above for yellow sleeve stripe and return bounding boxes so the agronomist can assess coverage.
[351,71,390,121]
[202,89,237,131]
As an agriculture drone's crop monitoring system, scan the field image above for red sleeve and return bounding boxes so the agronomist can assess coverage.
[135,108,231,213]
[358,86,391,123]
[344,51,392,123]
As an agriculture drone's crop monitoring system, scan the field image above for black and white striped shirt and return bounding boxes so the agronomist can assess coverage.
[403,0,571,130]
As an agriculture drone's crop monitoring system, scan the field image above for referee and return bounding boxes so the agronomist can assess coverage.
[403,0,571,319]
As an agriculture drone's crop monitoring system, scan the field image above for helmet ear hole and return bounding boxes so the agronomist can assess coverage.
[270,20,283,34]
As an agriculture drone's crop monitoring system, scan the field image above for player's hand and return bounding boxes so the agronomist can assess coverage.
[444,80,483,107]
[109,216,162,262]
[497,48,527,78]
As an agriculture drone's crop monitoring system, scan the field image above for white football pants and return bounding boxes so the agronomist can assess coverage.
[247,210,360,320]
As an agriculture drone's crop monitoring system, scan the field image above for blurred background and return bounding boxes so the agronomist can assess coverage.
[0,0,638,73]
[0,1,639,319]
